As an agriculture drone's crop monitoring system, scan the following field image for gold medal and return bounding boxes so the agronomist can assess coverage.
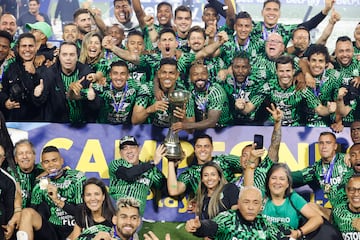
[324,183,331,193]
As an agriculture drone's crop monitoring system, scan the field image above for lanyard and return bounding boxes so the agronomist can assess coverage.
[194,82,210,112]
[323,155,336,184]
[235,36,250,52]
[110,82,128,112]
[262,22,278,41]
[313,70,326,97]
[233,77,248,99]
[234,176,244,188]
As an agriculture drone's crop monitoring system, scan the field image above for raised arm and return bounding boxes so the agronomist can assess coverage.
[195,31,228,60]
[298,0,334,30]
[167,161,186,196]
[316,8,341,45]
[132,0,146,28]
[102,35,140,64]
[336,87,352,117]
[224,0,235,28]
[266,103,282,162]
[243,146,266,187]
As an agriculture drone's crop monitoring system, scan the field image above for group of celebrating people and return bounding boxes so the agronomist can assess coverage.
[0,0,357,130]
[1,111,360,239]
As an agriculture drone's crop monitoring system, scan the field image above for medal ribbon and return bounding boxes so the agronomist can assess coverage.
[234,35,250,52]
[323,156,336,185]
[111,82,128,112]
[262,22,278,41]
[194,82,210,112]
[313,70,326,97]
[234,176,244,188]
[233,77,248,99]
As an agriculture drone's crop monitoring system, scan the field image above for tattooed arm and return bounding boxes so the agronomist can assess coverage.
[266,103,282,162]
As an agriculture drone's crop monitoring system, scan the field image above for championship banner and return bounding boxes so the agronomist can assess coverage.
[6,123,352,221]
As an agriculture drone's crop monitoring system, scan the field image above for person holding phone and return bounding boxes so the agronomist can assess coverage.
[233,103,282,193]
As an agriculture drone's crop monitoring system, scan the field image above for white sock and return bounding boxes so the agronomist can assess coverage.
[16,231,29,240]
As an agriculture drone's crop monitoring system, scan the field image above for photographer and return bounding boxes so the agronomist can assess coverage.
[0,33,43,121]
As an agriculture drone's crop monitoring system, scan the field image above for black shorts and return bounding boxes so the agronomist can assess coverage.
[34,216,73,240]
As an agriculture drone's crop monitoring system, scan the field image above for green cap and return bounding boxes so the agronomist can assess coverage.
[26,22,53,38]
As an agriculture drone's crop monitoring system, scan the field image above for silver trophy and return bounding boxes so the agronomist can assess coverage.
[164,90,190,161]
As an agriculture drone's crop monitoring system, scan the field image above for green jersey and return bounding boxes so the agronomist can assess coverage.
[302,69,341,127]
[8,164,43,208]
[292,153,352,206]
[332,203,360,239]
[61,69,91,123]
[220,75,259,124]
[30,169,86,227]
[108,159,165,215]
[139,51,196,87]
[190,82,232,127]
[89,58,110,79]
[251,79,320,126]
[184,41,234,81]
[76,224,112,240]
[178,154,241,194]
[126,61,151,85]
[94,79,143,124]
[251,21,298,46]
[263,192,307,229]
[233,155,274,194]
[333,58,360,125]
[229,37,265,65]
[330,168,355,207]
[250,53,300,86]
[134,83,193,127]
[197,210,284,240]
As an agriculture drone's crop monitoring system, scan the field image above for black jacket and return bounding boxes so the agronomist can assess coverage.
[37,61,100,123]
[0,58,43,121]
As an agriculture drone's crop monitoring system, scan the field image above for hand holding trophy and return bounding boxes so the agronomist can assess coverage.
[164,90,189,161]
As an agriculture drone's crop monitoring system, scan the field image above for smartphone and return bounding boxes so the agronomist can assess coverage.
[254,134,264,149]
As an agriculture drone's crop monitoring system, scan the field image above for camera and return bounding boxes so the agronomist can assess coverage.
[342,84,359,104]
[9,82,28,102]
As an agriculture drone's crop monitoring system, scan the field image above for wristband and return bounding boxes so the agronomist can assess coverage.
[14,207,22,213]
[298,228,304,237]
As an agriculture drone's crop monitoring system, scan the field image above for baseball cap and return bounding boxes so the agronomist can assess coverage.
[119,136,138,149]
[26,22,53,38]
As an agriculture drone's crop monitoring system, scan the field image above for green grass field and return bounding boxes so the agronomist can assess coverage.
[139,221,202,240]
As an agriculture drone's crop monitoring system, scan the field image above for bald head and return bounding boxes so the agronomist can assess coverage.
[238,186,262,221]
[0,13,17,37]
